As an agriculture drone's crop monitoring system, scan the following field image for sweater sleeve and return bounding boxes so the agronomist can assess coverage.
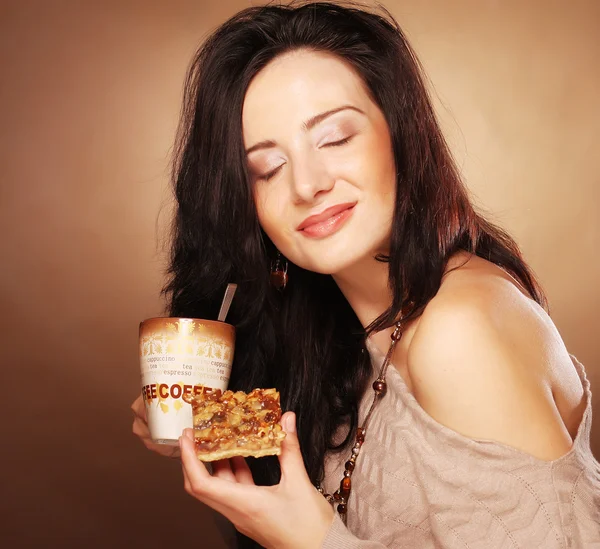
[322,515,388,548]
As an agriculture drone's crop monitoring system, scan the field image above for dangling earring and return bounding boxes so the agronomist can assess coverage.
[270,251,288,290]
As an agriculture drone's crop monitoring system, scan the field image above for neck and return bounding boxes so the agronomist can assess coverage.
[332,255,392,331]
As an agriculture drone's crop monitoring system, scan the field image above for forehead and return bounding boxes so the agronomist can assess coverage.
[242,50,371,144]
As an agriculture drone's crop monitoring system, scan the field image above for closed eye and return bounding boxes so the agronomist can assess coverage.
[322,136,353,148]
[258,164,284,182]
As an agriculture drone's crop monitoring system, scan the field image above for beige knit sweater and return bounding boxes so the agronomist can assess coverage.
[321,344,600,548]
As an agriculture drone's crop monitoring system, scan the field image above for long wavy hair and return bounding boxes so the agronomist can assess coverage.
[164,2,545,545]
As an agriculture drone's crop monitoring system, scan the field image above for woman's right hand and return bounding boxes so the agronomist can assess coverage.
[131,395,181,458]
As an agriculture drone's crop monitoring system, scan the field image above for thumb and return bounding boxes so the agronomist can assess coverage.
[278,412,307,483]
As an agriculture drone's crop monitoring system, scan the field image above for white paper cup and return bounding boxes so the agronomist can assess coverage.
[139,317,235,445]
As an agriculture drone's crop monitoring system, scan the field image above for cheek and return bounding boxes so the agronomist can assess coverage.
[253,185,289,246]
[366,142,396,199]
[368,131,395,172]
[340,127,395,195]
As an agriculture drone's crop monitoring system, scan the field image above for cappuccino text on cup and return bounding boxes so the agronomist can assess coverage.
[139,317,235,445]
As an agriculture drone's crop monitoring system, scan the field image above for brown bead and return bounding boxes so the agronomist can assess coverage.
[340,476,352,497]
[270,270,288,290]
[391,324,403,341]
[337,503,347,514]
[356,428,365,443]
[344,460,355,472]
[333,491,341,501]
[373,379,387,395]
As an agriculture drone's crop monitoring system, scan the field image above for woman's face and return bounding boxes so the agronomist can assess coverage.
[242,49,396,275]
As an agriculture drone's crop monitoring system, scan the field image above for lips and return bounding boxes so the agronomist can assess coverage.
[297,202,356,238]
[297,203,356,231]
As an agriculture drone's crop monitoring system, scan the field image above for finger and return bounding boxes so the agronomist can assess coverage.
[145,441,180,458]
[278,412,308,485]
[131,395,147,421]
[131,414,152,443]
[132,416,180,457]
[179,429,213,487]
[231,456,255,485]
[132,415,149,438]
[211,459,236,483]
[132,416,156,446]
[179,429,257,502]
[182,460,193,493]
[181,459,238,520]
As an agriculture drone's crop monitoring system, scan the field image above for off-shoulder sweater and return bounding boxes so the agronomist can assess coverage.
[321,343,600,548]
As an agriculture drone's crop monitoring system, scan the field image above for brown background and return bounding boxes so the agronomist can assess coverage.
[1,1,598,548]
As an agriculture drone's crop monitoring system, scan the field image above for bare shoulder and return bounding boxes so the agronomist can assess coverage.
[406,254,585,461]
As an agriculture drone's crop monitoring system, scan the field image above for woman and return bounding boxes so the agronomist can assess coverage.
[132,2,600,548]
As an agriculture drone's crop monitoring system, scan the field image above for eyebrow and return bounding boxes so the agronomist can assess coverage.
[245,105,364,155]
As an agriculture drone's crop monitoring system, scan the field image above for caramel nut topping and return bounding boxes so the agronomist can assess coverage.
[189,387,286,460]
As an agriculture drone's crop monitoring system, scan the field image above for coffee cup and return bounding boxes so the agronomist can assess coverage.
[139,317,235,444]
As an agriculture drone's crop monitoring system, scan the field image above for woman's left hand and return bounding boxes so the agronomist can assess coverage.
[179,411,335,549]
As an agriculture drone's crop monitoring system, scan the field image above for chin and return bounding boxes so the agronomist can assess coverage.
[298,259,349,276]
[281,226,392,276]
[291,244,379,276]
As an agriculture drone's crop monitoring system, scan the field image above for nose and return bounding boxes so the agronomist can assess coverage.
[290,156,334,203]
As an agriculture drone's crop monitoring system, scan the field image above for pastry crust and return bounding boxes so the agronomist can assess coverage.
[183,387,286,462]
[194,446,283,462]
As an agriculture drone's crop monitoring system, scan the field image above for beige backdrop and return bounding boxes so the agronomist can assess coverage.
[1,1,598,547]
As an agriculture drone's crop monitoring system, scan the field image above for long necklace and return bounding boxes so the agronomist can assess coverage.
[316,321,404,524]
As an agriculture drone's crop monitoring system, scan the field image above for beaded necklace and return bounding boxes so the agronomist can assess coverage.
[316,322,404,524]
